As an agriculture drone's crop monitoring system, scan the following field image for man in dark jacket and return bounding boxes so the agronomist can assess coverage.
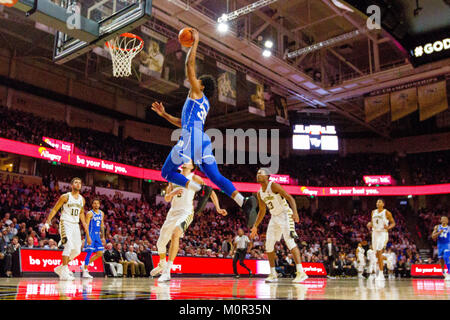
[103,242,123,277]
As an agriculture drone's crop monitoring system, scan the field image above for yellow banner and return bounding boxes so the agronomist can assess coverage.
[418,81,448,121]
[390,87,418,121]
[364,94,390,122]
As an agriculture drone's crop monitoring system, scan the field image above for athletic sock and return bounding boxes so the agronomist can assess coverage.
[296,264,304,273]
[233,193,244,207]
[271,267,276,275]
[187,181,201,192]
[165,261,173,273]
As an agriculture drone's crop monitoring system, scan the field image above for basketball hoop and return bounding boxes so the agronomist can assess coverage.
[106,33,144,78]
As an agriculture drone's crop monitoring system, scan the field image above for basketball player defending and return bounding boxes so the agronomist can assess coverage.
[81,199,105,279]
[250,169,308,283]
[367,199,395,281]
[356,242,366,279]
[41,177,91,280]
[151,160,227,282]
[431,216,450,280]
[151,28,256,225]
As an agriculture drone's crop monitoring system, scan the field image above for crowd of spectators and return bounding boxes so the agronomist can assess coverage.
[0,177,424,278]
[2,105,449,186]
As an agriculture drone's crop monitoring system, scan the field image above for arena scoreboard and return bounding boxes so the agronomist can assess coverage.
[292,125,339,151]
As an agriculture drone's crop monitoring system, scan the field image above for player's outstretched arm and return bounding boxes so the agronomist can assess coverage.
[271,183,299,223]
[41,194,68,233]
[185,29,203,100]
[164,183,177,202]
[151,102,182,128]
[210,190,228,216]
[385,211,396,231]
[250,193,266,239]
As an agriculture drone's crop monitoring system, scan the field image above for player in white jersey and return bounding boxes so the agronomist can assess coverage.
[152,160,227,282]
[356,243,366,279]
[367,199,395,281]
[41,177,91,280]
[383,247,396,280]
[366,245,377,279]
[250,168,308,284]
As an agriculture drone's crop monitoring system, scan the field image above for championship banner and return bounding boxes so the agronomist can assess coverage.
[390,87,418,121]
[364,94,390,122]
[418,81,448,121]
[273,94,289,125]
[139,26,167,77]
[247,75,265,116]
[217,62,237,106]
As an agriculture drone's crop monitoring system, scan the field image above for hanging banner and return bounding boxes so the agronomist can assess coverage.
[418,81,448,121]
[390,87,418,121]
[364,94,390,122]
[273,94,289,125]
[247,75,265,116]
[217,62,237,106]
[139,26,167,77]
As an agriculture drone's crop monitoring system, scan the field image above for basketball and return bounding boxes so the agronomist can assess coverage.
[178,27,194,47]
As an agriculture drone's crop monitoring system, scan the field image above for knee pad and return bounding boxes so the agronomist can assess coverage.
[286,238,297,251]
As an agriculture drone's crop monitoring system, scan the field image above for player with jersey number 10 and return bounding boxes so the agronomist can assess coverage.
[41,177,91,280]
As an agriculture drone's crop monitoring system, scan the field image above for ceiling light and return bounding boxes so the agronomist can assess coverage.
[217,22,229,33]
[262,49,272,57]
[264,40,273,48]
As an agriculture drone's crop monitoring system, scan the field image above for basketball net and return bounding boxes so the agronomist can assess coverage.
[106,33,144,78]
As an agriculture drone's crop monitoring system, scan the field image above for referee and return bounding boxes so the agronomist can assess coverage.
[232,228,252,278]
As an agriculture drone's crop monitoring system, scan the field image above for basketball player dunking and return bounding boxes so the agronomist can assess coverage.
[151,160,227,282]
[151,28,257,224]
[431,216,450,280]
[81,198,105,279]
[41,177,91,280]
[367,199,395,281]
[250,168,308,283]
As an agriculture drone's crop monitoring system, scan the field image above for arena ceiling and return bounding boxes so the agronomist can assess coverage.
[0,0,449,139]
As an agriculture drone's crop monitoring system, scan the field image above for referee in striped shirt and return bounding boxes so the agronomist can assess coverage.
[232,228,252,278]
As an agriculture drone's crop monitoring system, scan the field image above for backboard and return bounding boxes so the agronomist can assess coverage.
[49,0,152,63]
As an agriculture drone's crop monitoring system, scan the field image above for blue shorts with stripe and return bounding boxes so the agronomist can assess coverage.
[438,244,450,259]
[84,234,104,252]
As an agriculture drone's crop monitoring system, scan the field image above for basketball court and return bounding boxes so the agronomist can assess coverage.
[0,277,449,300]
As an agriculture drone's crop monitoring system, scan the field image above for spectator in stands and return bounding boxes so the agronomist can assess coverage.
[103,242,123,277]
[221,233,233,258]
[4,236,20,277]
[284,253,295,278]
[125,245,146,277]
[115,243,129,277]
[23,236,35,249]
[137,244,153,276]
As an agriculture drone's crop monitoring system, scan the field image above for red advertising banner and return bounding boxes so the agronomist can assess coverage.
[363,175,393,185]
[2,137,450,196]
[42,137,74,154]
[150,255,326,276]
[269,174,290,185]
[411,264,447,277]
[20,248,104,273]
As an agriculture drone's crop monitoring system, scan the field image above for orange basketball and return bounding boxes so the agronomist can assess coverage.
[178,27,194,47]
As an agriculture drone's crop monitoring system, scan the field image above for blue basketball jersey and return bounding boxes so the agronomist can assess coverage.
[437,225,450,248]
[181,94,210,131]
[88,210,102,236]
